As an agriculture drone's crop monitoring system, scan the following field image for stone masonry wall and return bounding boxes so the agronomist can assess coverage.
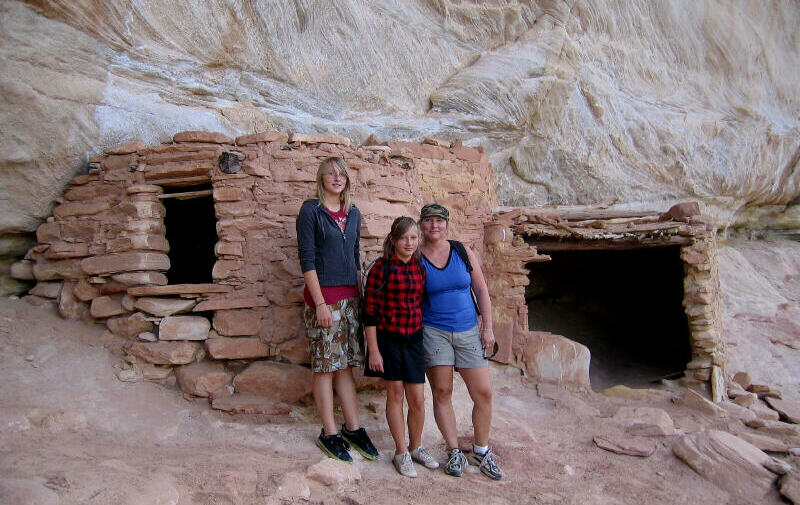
[12,130,495,411]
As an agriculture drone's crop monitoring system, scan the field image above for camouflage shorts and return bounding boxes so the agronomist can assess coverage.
[303,297,364,373]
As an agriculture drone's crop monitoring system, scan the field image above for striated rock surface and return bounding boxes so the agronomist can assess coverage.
[1,1,799,294]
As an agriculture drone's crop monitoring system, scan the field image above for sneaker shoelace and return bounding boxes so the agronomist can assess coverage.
[447,450,465,471]
[478,450,500,473]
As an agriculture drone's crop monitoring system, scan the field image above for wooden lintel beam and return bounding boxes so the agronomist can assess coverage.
[528,236,692,252]
[158,189,213,200]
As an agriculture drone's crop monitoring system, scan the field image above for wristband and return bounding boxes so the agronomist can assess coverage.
[316,302,326,307]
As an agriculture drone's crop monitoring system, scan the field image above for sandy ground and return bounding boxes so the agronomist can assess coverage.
[1,294,797,505]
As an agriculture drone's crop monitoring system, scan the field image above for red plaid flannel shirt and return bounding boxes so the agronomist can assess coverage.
[363,257,426,336]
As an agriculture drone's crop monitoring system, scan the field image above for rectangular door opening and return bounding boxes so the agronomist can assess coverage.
[161,184,217,284]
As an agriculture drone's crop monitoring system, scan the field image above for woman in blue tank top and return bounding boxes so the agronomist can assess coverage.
[418,203,503,481]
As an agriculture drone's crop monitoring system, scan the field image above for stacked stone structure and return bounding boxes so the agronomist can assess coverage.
[482,202,724,394]
[11,130,495,412]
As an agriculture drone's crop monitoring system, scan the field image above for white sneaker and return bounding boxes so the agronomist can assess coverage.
[410,446,440,469]
[393,452,417,478]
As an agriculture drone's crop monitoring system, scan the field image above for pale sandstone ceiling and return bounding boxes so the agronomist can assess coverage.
[1,0,799,294]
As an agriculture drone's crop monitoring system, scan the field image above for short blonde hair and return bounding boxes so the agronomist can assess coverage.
[316,157,352,213]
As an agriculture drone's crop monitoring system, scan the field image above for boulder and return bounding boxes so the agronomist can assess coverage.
[673,389,727,417]
[124,341,201,365]
[732,430,791,453]
[306,458,361,486]
[673,430,788,502]
[174,361,233,397]
[233,361,312,403]
[611,407,676,436]
[733,371,753,390]
[29,282,62,298]
[593,433,656,457]
[515,331,590,389]
[135,297,196,317]
[158,316,211,341]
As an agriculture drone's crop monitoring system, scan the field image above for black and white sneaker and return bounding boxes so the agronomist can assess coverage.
[316,429,352,463]
[469,449,503,480]
[340,424,379,461]
[445,448,467,477]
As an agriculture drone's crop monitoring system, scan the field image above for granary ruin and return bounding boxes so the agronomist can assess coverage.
[10,130,725,412]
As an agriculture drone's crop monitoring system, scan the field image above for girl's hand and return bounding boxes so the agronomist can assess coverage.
[480,327,496,352]
[369,350,384,373]
[315,303,333,328]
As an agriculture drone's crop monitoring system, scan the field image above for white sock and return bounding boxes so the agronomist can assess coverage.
[473,444,488,455]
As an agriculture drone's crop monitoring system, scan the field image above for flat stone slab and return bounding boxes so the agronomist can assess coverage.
[193,296,269,312]
[732,430,791,453]
[765,397,800,423]
[135,297,196,317]
[673,429,789,502]
[81,252,170,275]
[206,337,275,360]
[593,433,656,457]
[127,283,232,296]
[211,393,293,415]
[233,361,312,403]
[90,295,127,319]
[781,473,800,504]
[306,458,361,486]
[158,316,210,341]
[124,341,201,365]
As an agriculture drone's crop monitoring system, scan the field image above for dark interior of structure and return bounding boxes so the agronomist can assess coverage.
[162,184,217,284]
[525,245,692,391]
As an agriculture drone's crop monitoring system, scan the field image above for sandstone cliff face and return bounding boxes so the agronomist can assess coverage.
[1,1,799,294]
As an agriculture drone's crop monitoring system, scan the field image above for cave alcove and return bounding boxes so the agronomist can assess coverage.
[525,246,692,391]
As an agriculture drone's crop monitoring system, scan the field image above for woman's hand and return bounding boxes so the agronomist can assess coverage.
[480,327,496,353]
[369,350,384,373]
[315,303,333,328]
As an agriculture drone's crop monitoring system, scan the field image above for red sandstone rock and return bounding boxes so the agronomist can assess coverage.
[206,337,274,359]
[72,278,100,301]
[212,187,247,202]
[612,407,676,436]
[52,200,110,219]
[212,309,262,336]
[214,242,243,257]
[174,361,233,397]
[57,281,87,320]
[593,433,656,457]
[106,312,155,338]
[764,397,800,423]
[142,150,217,165]
[64,183,124,201]
[211,260,244,280]
[124,341,201,365]
[68,174,99,185]
[193,296,269,312]
[158,316,211,341]
[90,295,127,319]
[172,131,233,144]
[664,202,700,221]
[306,458,361,486]
[101,154,137,171]
[144,160,215,180]
[99,281,130,295]
[515,331,590,389]
[104,140,145,155]
[127,284,231,296]
[235,131,288,145]
[30,282,62,299]
[32,259,84,281]
[9,261,34,280]
[127,184,164,195]
[673,430,789,502]
[134,297,196,317]
[35,222,60,243]
[111,272,168,286]
[81,252,170,275]
[44,242,90,260]
[233,361,312,403]
[288,132,350,146]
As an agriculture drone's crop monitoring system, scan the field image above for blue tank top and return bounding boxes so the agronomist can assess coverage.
[421,248,478,332]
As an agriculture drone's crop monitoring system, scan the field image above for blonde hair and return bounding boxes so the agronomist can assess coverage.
[316,157,352,213]
[382,217,420,260]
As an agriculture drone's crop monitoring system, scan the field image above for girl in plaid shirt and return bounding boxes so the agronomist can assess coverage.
[363,217,439,477]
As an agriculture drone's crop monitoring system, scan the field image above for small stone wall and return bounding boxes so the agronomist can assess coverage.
[483,203,725,394]
[11,130,495,411]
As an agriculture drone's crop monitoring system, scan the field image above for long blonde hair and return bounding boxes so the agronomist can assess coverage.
[316,157,352,213]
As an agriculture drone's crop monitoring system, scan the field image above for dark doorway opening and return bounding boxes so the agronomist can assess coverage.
[162,184,217,284]
[525,246,691,391]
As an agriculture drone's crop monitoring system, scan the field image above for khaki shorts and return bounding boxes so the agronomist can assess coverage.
[423,324,486,370]
[303,297,363,373]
